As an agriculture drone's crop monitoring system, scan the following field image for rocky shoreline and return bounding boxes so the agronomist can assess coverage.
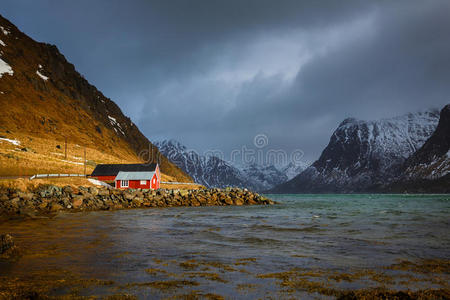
[0,185,274,220]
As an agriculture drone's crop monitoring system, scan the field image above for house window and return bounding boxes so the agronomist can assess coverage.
[121,180,129,187]
[140,180,146,185]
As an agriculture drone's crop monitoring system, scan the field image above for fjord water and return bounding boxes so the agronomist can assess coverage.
[1,194,449,298]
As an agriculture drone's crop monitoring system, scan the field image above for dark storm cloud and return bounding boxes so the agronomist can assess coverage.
[2,0,450,163]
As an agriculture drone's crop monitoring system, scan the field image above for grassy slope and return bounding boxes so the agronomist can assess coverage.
[0,174,205,191]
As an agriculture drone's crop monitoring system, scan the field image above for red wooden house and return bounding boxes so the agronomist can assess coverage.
[90,163,160,190]
[115,171,160,189]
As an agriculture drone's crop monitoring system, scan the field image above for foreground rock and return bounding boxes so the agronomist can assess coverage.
[0,186,274,219]
[0,234,19,259]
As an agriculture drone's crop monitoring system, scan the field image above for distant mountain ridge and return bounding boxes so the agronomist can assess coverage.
[155,140,306,191]
[280,162,310,180]
[154,140,247,188]
[271,109,442,193]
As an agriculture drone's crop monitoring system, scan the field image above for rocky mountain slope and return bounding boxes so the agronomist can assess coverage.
[280,162,309,180]
[155,140,303,191]
[155,140,246,188]
[402,104,450,180]
[271,110,440,193]
[0,14,191,181]
[240,163,287,190]
[383,104,450,193]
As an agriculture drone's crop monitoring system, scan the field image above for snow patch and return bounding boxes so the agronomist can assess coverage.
[0,40,5,47]
[108,115,125,135]
[88,178,113,188]
[60,159,83,165]
[0,26,10,35]
[0,58,13,77]
[36,70,48,81]
[0,137,20,146]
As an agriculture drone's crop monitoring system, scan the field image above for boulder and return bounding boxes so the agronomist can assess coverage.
[39,185,61,197]
[98,189,109,196]
[224,196,233,205]
[60,197,71,207]
[132,198,144,206]
[38,201,49,210]
[234,198,244,206]
[50,203,63,212]
[88,187,98,196]
[18,207,36,218]
[124,192,135,201]
[79,189,92,198]
[0,194,9,202]
[0,234,17,257]
[71,195,84,208]
[17,192,34,201]
[9,197,20,208]
[63,185,73,194]
[180,190,189,197]
[247,198,257,205]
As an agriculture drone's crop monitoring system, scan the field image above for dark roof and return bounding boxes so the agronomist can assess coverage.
[91,163,157,177]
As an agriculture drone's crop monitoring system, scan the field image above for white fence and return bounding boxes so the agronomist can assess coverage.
[161,181,199,185]
[30,174,86,180]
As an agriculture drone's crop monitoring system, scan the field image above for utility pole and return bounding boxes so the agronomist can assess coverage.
[64,137,67,160]
[149,143,152,164]
[84,147,86,177]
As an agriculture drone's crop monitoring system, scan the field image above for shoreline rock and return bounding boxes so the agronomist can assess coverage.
[0,234,20,259]
[0,185,275,220]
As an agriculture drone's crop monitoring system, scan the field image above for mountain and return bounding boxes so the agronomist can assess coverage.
[403,104,450,180]
[0,14,191,181]
[280,162,308,180]
[271,110,440,193]
[155,140,300,191]
[240,163,288,191]
[384,104,450,193]
[154,140,246,188]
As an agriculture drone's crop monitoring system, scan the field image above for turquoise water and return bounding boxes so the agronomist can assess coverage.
[1,194,449,298]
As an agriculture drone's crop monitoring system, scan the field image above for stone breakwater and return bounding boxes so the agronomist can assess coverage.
[0,185,274,219]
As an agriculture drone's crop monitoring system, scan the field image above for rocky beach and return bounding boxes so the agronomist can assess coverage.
[0,185,274,220]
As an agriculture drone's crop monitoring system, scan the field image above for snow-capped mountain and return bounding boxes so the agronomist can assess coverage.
[402,104,450,181]
[271,109,440,193]
[240,163,288,191]
[155,140,302,191]
[155,140,247,189]
[280,162,308,180]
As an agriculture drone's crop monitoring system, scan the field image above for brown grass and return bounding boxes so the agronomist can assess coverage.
[160,182,205,190]
[0,177,98,191]
[0,132,201,189]
[0,132,138,176]
[0,174,204,191]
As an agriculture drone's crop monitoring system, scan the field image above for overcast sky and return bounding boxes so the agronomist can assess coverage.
[2,0,450,164]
